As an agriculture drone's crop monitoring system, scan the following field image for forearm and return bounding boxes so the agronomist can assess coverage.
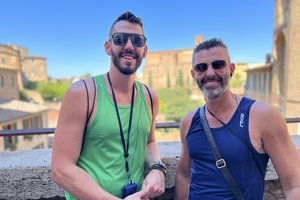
[285,186,300,200]
[52,164,120,200]
[145,141,161,166]
[175,172,190,200]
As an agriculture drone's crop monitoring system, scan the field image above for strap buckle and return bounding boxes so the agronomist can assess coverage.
[216,159,226,169]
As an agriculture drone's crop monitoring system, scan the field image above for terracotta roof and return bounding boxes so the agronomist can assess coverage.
[0,99,48,123]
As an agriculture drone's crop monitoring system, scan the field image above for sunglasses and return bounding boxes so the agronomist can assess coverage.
[109,32,147,48]
[193,60,227,72]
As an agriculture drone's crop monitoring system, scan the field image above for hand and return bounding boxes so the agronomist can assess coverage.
[124,190,149,200]
[142,169,165,198]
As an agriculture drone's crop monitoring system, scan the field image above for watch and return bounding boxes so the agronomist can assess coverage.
[150,161,167,176]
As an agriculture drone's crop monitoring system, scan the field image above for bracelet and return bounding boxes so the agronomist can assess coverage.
[150,161,167,176]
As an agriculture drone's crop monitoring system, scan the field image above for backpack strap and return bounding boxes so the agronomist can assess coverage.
[144,84,153,117]
[80,77,96,154]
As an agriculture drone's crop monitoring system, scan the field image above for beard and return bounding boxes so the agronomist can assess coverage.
[111,48,142,75]
[196,73,230,99]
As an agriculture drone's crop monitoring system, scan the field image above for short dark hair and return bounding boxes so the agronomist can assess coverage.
[192,38,229,64]
[109,11,144,36]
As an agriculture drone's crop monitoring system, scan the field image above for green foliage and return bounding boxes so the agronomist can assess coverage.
[157,87,202,121]
[8,142,17,151]
[176,69,184,87]
[231,72,244,88]
[186,75,190,86]
[37,81,71,101]
[167,71,171,88]
[80,73,92,78]
[24,81,38,90]
[20,90,29,101]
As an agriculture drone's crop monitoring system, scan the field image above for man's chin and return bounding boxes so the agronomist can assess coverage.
[118,67,137,75]
[201,88,225,99]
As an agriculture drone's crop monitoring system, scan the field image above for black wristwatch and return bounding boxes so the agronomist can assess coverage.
[150,161,167,176]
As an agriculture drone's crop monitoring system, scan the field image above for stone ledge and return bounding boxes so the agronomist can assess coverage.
[0,141,298,200]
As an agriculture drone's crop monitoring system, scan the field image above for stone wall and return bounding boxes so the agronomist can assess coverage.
[0,142,296,200]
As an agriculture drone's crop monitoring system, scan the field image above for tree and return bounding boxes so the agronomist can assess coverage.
[167,70,171,88]
[80,73,92,79]
[157,87,202,121]
[24,81,38,90]
[231,72,244,88]
[176,69,184,87]
[20,90,29,101]
[37,81,71,101]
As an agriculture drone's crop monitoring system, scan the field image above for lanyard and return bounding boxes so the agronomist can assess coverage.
[107,72,135,178]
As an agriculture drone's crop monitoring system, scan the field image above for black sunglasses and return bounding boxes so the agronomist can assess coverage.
[193,60,227,72]
[109,32,147,48]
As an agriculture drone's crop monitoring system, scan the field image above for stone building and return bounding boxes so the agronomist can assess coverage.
[6,44,48,84]
[140,34,248,97]
[0,99,49,151]
[22,56,47,83]
[141,48,193,89]
[0,45,23,100]
[141,35,204,90]
[245,0,300,134]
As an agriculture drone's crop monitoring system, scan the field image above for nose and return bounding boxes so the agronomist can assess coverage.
[124,37,134,49]
[206,64,216,76]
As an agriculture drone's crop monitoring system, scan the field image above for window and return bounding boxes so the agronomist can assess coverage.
[3,123,18,150]
[23,116,42,140]
[1,57,5,64]
[260,73,265,93]
[253,74,257,91]
[31,116,42,128]
[22,118,31,129]
[0,75,3,87]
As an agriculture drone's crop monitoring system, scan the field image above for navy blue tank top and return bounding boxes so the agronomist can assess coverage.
[186,97,269,200]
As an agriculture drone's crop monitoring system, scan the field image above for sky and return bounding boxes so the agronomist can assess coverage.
[0,0,275,78]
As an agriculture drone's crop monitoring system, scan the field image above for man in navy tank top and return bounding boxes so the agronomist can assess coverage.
[175,38,300,199]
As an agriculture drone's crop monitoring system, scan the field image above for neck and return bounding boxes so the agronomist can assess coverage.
[205,91,237,115]
[108,68,135,93]
[205,91,239,126]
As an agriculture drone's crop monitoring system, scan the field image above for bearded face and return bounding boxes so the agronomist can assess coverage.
[195,71,231,99]
[192,47,233,100]
[111,48,143,75]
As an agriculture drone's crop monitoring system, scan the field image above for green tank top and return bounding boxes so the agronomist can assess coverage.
[66,74,152,199]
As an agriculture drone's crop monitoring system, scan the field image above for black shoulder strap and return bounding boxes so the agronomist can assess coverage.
[207,107,264,177]
[199,106,245,200]
[80,77,96,154]
[144,84,153,117]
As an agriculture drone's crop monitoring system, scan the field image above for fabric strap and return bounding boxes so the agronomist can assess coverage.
[143,84,153,117]
[80,77,96,154]
[199,106,246,200]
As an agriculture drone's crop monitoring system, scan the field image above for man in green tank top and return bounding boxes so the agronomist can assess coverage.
[52,11,166,200]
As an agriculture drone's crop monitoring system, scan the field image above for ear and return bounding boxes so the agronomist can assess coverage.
[229,63,235,77]
[143,44,148,58]
[104,41,112,56]
[191,68,196,79]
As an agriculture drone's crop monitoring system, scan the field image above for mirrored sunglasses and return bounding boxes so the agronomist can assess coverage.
[193,60,227,72]
[109,32,147,48]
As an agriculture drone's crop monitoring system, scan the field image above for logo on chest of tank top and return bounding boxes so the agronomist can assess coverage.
[240,113,245,128]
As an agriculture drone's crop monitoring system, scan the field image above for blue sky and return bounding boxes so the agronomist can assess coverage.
[0,0,274,78]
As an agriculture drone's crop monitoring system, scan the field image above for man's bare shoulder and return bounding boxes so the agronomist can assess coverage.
[251,101,280,121]
[180,109,198,132]
[66,78,94,98]
[250,101,287,138]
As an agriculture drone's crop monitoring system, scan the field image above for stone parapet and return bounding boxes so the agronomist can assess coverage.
[0,141,298,200]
